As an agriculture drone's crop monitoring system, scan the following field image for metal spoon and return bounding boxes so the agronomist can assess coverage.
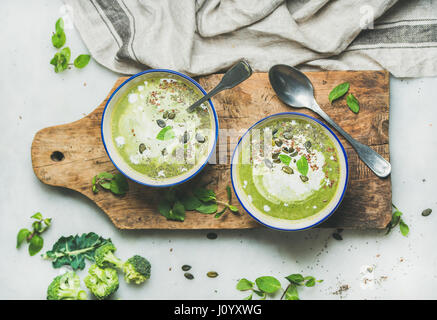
[187,60,252,113]
[269,64,391,178]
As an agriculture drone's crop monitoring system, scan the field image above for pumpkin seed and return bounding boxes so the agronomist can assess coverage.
[282,166,294,174]
[168,112,176,119]
[300,175,309,182]
[157,119,166,128]
[139,143,147,154]
[181,131,190,143]
[264,158,273,168]
[283,132,293,139]
[207,271,218,278]
[273,159,281,164]
[282,147,290,153]
[163,111,169,119]
[274,139,283,147]
[272,128,278,136]
[182,265,191,271]
[161,148,168,156]
[290,151,298,157]
[272,152,280,159]
[195,133,205,143]
[304,141,312,150]
[184,272,194,280]
[422,208,432,216]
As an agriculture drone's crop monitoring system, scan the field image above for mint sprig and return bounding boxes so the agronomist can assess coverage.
[92,172,129,196]
[17,213,52,256]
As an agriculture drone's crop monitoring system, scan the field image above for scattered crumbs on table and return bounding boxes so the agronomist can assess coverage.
[83,82,87,86]
[170,248,173,252]
[332,284,350,296]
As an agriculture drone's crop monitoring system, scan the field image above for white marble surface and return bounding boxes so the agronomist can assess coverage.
[1,0,437,300]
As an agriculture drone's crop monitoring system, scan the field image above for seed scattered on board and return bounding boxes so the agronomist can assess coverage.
[182,265,191,271]
[184,272,194,280]
[207,232,218,240]
[422,208,432,216]
[207,271,218,278]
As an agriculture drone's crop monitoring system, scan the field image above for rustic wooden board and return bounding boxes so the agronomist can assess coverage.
[31,71,391,230]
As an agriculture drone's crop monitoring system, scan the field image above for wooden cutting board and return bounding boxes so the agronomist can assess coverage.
[31,71,391,230]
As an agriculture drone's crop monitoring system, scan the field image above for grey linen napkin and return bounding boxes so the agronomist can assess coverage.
[65,0,437,77]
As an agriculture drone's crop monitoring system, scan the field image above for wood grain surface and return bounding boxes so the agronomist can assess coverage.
[31,71,391,230]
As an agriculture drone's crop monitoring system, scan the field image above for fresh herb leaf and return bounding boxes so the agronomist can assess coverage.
[304,276,316,287]
[284,284,299,300]
[346,93,360,113]
[244,293,253,300]
[55,18,64,34]
[156,126,175,140]
[28,235,44,256]
[399,219,409,236]
[228,205,239,213]
[329,82,350,103]
[387,205,404,235]
[285,274,305,285]
[50,47,71,73]
[92,172,128,196]
[109,173,129,195]
[193,187,216,202]
[214,207,227,218]
[236,278,254,291]
[279,154,291,166]
[16,213,51,255]
[296,156,309,176]
[181,195,202,211]
[170,201,186,221]
[196,202,218,214]
[31,212,43,220]
[158,200,172,219]
[255,276,281,294]
[43,232,111,270]
[16,228,31,248]
[74,54,91,69]
[51,30,66,49]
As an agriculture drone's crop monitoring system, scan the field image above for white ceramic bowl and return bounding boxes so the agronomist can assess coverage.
[101,69,218,187]
[231,112,349,231]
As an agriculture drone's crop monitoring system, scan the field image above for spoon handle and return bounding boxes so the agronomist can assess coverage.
[187,60,252,113]
[312,102,391,178]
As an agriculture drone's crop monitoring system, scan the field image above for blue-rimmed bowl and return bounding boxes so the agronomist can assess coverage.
[231,112,348,231]
[101,69,218,187]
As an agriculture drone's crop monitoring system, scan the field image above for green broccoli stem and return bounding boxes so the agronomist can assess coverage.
[104,251,124,269]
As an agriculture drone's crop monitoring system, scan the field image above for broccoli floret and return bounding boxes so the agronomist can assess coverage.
[94,242,124,269]
[84,264,119,300]
[123,255,151,284]
[47,272,87,300]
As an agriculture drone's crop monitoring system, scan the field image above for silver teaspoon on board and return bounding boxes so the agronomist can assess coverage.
[187,60,252,113]
[268,64,391,178]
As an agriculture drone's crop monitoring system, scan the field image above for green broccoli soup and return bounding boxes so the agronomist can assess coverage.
[237,117,341,220]
[111,75,214,180]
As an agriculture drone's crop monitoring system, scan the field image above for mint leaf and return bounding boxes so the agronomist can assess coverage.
[346,93,360,113]
[214,207,227,219]
[170,201,185,222]
[74,54,91,69]
[244,294,253,300]
[31,212,43,220]
[28,235,44,256]
[255,276,281,294]
[158,200,172,218]
[279,154,291,166]
[51,30,66,49]
[181,195,202,211]
[193,187,216,202]
[399,219,409,236]
[329,82,350,103]
[296,156,309,176]
[97,172,114,180]
[304,276,316,287]
[285,274,304,285]
[236,278,254,291]
[156,126,175,140]
[196,202,218,214]
[55,18,64,34]
[226,185,232,203]
[50,47,71,73]
[284,284,299,300]
[228,205,239,213]
[109,173,129,195]
[17,228,31,248]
